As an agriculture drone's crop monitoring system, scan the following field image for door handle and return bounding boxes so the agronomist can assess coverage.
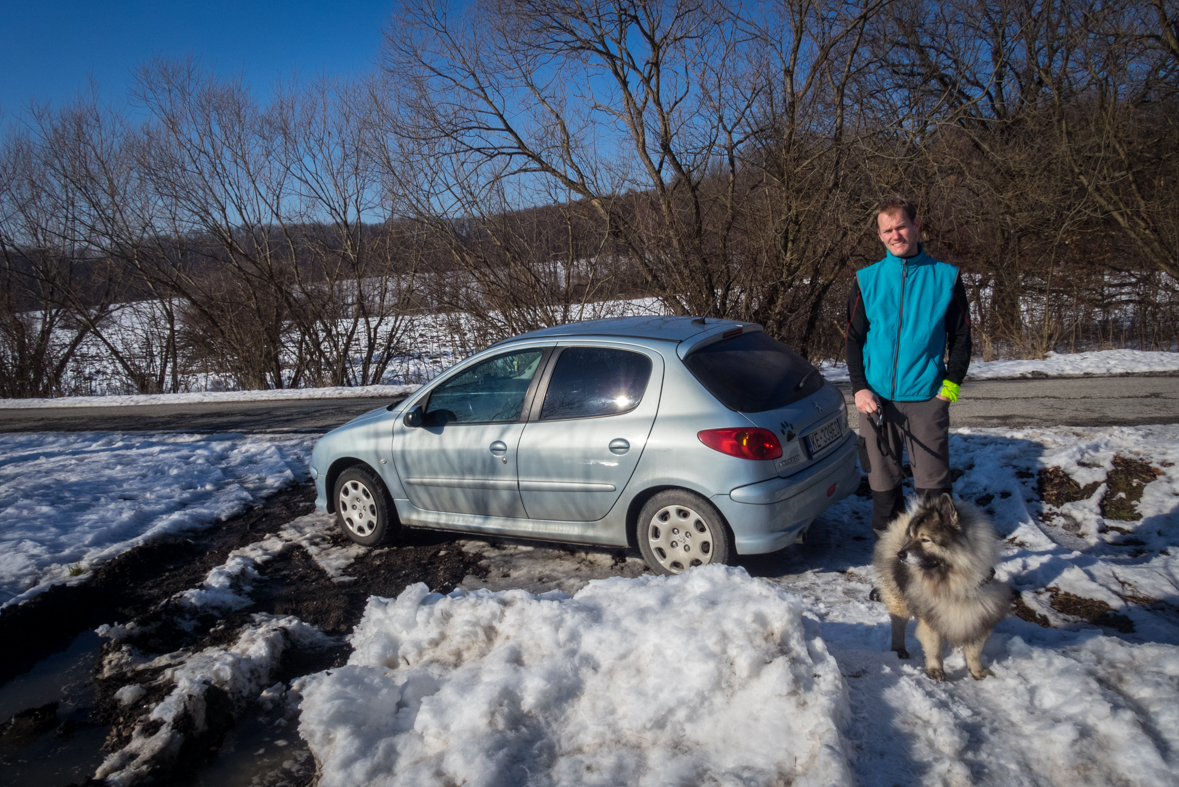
[608,438,630,455]
[489,441,508,456]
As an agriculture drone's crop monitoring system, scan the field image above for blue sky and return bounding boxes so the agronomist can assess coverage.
[0,0,394,124]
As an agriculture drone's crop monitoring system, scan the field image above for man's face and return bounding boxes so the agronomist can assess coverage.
[877,209,921,258]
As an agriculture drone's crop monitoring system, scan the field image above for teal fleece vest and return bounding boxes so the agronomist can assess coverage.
[856,248,959,401]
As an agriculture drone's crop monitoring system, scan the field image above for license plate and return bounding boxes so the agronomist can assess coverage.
[805,418,842,455]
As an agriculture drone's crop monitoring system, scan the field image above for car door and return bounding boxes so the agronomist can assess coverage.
[390,348,548,518]
[516,345,661,521]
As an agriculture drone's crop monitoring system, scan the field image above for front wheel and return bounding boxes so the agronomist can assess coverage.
[333,465,398,547]
[637,490,734,575]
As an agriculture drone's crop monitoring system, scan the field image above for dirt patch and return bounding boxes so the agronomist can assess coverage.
[1100,455,1162,521]
[1012,595,1050,628]
[1036,466,1101,507]
[1036,456,1163,523]
[1049,589,1134,633]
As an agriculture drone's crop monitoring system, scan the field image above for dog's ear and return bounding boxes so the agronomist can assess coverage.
[938,493,960,529]
[922,489,936,505]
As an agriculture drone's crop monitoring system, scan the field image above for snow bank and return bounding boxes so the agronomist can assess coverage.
[966,349,1179,379]
[296,566,852,787]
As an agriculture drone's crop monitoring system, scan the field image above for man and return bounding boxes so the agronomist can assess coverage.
[846,198,972,537]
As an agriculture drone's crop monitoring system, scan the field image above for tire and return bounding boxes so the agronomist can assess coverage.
[636,490,734,575]
[333,465,398,547]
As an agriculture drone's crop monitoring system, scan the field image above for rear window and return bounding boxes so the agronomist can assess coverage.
[683,331,823,412]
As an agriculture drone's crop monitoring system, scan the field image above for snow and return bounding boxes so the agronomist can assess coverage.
[0,431,316,607]
[1,348,1178,785]
[296,568,852,787]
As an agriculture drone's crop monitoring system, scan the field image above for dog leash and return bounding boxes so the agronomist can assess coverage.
[869,405,910,477]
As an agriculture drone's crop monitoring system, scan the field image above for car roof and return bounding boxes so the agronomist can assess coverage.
[502,315,754,344]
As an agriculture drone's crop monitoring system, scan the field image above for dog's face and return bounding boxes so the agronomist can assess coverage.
[897,493,961,573]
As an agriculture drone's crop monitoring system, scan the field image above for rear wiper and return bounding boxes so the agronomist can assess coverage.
[793,368,821,391]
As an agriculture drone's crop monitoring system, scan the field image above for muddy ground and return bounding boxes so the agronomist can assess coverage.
[0,481,489,786]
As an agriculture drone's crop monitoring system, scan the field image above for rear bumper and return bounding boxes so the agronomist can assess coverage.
[713,434,859,554]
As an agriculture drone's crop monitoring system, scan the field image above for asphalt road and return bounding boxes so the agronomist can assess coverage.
[0,374,1176,434]
[847,373,1179,430]
[0,395,404,434]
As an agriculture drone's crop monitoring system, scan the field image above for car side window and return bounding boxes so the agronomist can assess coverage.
[540,347,652,420]
[426,350,544,424]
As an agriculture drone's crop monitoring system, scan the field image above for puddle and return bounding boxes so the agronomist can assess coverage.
[0,630,110,787]
[174,696,315,787]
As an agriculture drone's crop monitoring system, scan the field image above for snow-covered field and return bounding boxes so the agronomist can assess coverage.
[2,350,1179,785]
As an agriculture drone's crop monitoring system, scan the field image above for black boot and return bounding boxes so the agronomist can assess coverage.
[871,486,906,538]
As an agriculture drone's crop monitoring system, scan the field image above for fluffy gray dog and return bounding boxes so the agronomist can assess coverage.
[874,493,1013,680]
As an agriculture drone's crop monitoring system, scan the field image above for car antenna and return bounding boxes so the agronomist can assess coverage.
[691,317,706,325]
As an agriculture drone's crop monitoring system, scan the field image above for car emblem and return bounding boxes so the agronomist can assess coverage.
[814,402,824,414]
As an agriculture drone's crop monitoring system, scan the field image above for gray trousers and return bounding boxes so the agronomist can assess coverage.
[860,396,952,492]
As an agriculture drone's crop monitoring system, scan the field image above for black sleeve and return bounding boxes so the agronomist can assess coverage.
[845,276,871,394]
[943,273,972,386]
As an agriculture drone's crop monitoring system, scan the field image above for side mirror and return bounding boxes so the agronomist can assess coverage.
[403,405,423,428]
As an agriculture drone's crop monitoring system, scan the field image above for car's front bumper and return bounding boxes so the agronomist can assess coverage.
[310,463,329,513]
[712,433,859,554]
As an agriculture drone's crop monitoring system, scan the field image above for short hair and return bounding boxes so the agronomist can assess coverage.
[877,198,917,223]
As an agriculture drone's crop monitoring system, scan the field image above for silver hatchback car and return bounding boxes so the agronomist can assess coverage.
[310,316,858,574]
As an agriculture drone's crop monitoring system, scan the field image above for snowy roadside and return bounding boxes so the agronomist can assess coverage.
[0,431,317,607]
[0,383,420,410]
[2,422,1177,784]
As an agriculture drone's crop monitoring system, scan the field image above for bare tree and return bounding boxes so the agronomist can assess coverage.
[269,75,418,386]
[0,114,123,397]
[22,98,192,394]
[131,59,298,389]
[737,0,888,356]
[382,0,761,322]
[1046,0,1179,280]
[870,0,1096,350]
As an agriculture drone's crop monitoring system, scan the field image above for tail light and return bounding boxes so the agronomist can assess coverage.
[697,428,783,460]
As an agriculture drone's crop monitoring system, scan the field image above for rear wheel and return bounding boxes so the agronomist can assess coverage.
[333,465,398,547]
[637,490,733,575]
